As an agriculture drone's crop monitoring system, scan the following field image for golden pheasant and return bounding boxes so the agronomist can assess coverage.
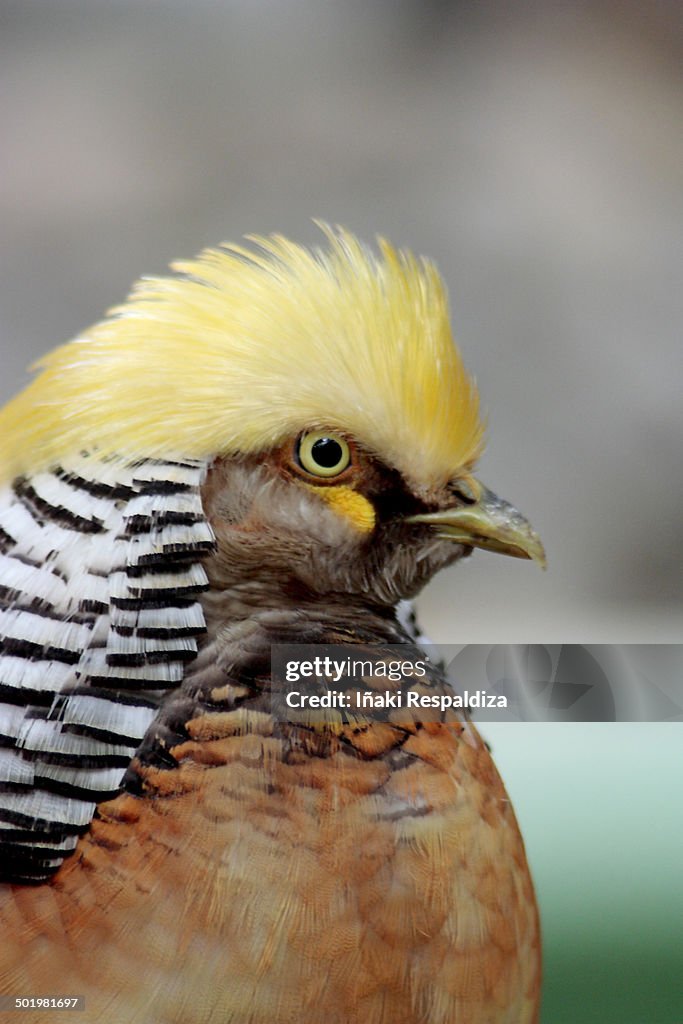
[0,228,544,1023]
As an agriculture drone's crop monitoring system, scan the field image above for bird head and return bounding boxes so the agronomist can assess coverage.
[0,227,544,614]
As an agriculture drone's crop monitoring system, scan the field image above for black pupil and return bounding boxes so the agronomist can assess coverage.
[311,437,344,468]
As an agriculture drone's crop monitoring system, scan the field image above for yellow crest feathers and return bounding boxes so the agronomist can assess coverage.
[0,227,484,486]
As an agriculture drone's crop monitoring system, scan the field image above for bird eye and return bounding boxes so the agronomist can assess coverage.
[297,431,351,478]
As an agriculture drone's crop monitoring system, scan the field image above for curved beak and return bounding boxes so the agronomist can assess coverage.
[406,484,546,568]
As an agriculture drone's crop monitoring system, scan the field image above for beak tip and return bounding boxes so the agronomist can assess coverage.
[523,535,547,571]
[508,539,546,570]
[533,549,548,571]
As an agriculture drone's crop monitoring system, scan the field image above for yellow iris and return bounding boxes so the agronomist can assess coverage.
[297,431,351,478]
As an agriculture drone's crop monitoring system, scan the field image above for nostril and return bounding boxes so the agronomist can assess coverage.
[447,480,477,505]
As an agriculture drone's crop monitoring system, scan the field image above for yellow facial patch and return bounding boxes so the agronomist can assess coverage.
[308,485,376,534]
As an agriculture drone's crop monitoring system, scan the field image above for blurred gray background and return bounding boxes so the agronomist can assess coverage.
[1,2,682,1021]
